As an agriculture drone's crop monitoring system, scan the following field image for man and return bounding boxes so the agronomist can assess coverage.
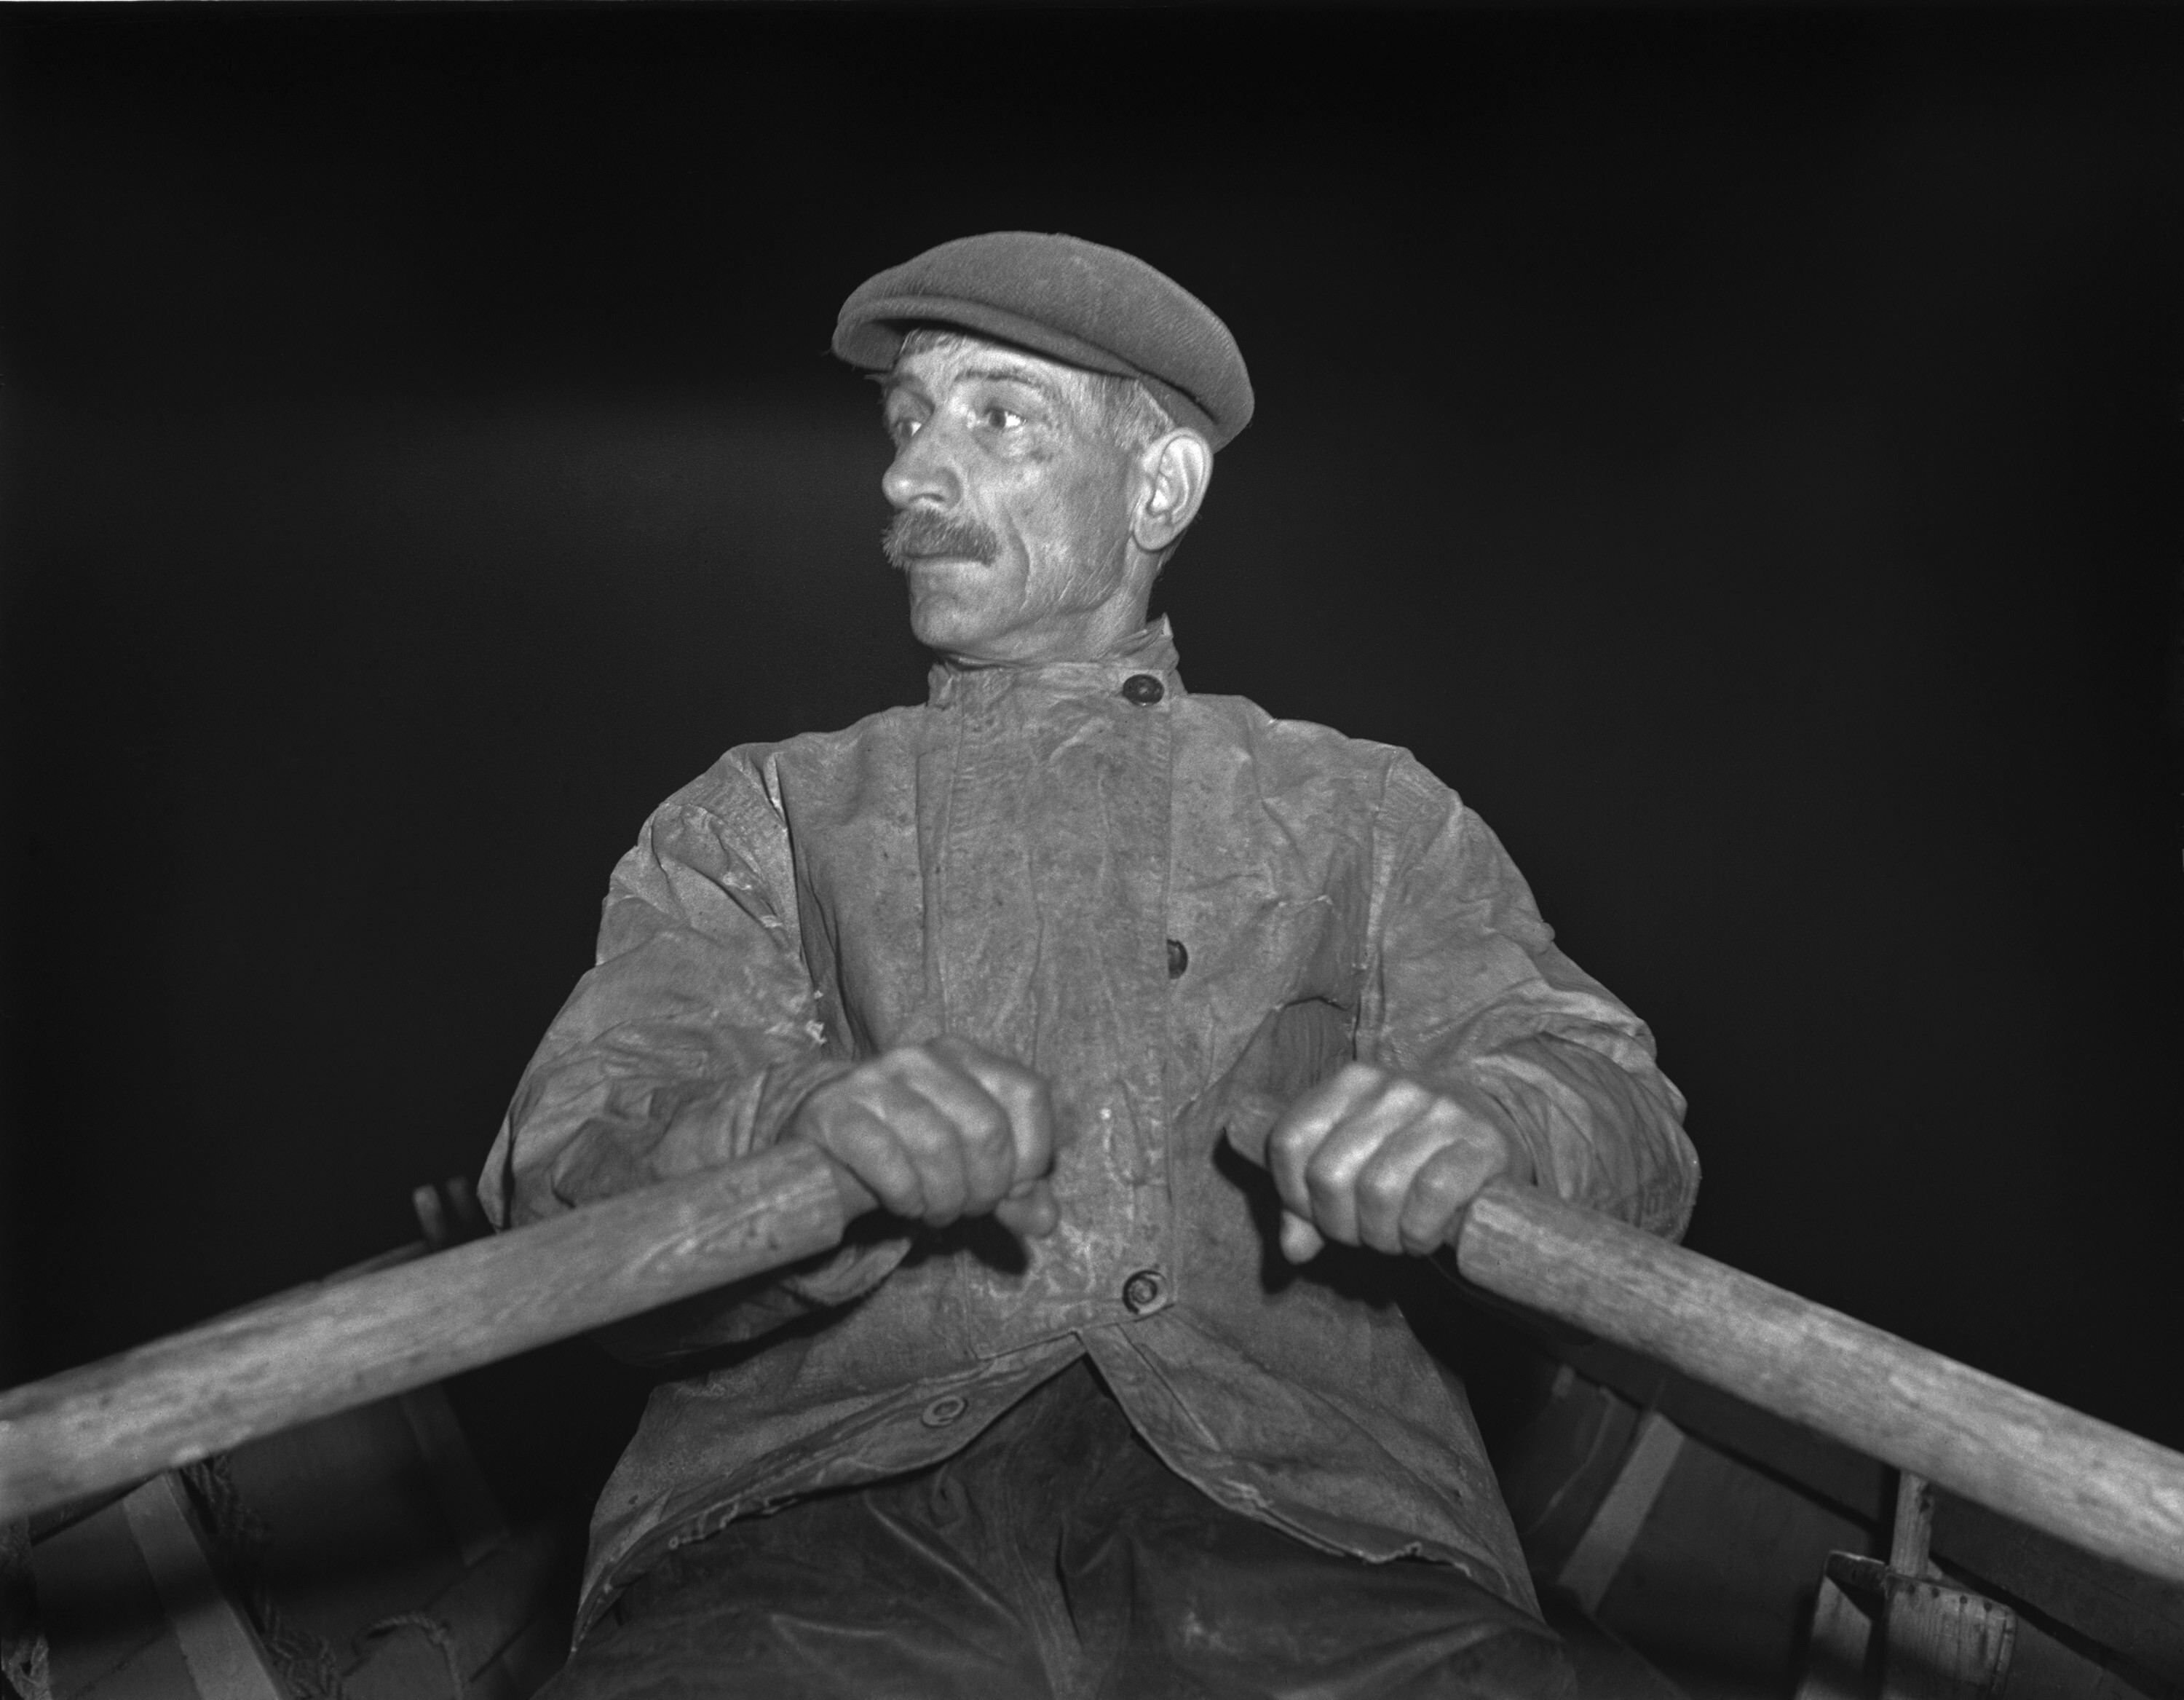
[484,232,1700,1699]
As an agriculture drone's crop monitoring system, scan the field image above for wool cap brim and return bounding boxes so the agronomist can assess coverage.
[834,232,1253,449]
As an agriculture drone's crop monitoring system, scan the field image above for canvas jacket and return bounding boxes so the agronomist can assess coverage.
[480,619,1700,1642]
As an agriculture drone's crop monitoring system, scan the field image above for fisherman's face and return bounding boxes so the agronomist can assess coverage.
[880,337,1139,665]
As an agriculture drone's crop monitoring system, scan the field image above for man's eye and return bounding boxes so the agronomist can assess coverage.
[981,406,1023,432]
[890,417,922,443]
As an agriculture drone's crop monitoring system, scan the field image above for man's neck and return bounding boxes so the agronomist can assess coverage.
[936,602,1155,673]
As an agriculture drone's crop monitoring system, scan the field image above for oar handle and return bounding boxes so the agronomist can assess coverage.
[1219,1086,2184,1587]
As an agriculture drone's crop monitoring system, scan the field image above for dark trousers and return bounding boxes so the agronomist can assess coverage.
[543,1360,1575,1700]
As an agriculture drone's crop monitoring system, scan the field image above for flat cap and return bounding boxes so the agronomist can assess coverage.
[834,232,1253,449]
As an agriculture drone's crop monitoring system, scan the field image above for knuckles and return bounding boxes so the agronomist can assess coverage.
[1356,1163,1414,1211]
[1275,1069,1508,1238]
[1414,1152,1473,1198]
[796,1040,1056,1227]
[1302,1156,1348,1208]
[960,1099,1011,1150]
[1266,1118,1311,1166]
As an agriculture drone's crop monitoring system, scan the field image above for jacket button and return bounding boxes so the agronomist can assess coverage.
[1166,938,1189,979]
[1122,1270,1167,1315]
[1121,673,1165,705]
[921,1394,968,1428]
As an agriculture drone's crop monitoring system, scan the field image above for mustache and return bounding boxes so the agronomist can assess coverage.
[882,510,1001,570]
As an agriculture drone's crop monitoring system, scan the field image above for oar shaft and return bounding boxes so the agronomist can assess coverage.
[0,1142,859,1525]
[1456,1179,2184,1587]
[1214,1094,2184,1585]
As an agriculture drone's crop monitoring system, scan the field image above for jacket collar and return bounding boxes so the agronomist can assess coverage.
[925,617,1184,711]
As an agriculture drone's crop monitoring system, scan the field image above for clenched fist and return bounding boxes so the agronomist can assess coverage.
[1267,1063,1534,1263]
[788,1037,1059,1239]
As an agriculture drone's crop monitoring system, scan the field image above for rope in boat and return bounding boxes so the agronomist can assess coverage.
[357,1611,467,1697]
[181,1455,472,1699]
[179,1456,355,1700]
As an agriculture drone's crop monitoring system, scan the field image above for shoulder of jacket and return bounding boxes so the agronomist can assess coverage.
[1186,698,1473,855]
[657,705,930,822]
[1182,694,1448,791]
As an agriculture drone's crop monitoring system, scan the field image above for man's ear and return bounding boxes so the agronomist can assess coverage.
[1131,430,1214,556]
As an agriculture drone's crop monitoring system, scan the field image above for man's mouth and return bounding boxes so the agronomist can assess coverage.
[883,511,1000,570]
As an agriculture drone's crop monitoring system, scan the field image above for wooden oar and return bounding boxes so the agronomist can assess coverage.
[0,1142,871,1528]
[5,1128,2183,1592]
[1213,1096,2184,1590]
[1447,1181,2184,1582]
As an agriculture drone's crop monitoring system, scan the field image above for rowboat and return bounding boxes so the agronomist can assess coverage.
[7,1138,2181,1700]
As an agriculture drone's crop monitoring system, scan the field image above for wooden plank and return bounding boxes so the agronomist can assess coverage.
[1795,1554,2019,1700]
[1545,1340,2184,1681]
[1496,1372,1645,1574]
[1793,1565,1876,1700]
[1800,1546,2018,1695]
[1556,1335,1891,1526]
[117,1476,284,1700]
[397,1385,508,1567]
[1586,1418,1875,1683]
[1880,1573,2014,1700]
[1540,1594,1693,1700]
[1893,1473,1936,1577]
[28,1498,168,1699]
[1927,1498,2184,1689]
[1991,1602,2172,1700]
[1556,1411,1685,1613]
[0,1141,858,1525]
[78,1628,202,1700]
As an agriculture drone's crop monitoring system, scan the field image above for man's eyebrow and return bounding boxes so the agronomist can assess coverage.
[874,358,1069,411]
[954,363,1064,401]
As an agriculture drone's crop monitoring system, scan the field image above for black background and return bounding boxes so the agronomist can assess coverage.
[4,0,2180,1512]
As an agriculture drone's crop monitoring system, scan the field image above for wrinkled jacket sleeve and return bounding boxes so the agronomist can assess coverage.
[478,748,894,1348]
[1363,756,1699,1239]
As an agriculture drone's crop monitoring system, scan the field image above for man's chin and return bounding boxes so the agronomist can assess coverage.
[909,593,1005,657]
[908,606,976,652]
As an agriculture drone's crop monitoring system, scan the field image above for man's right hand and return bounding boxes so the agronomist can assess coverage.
[787,1038,1060,1239]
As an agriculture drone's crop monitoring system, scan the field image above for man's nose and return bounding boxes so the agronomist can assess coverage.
[882,429,961,511]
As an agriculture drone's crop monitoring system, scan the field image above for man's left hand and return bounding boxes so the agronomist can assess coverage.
[1265,1063,1535,1264]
